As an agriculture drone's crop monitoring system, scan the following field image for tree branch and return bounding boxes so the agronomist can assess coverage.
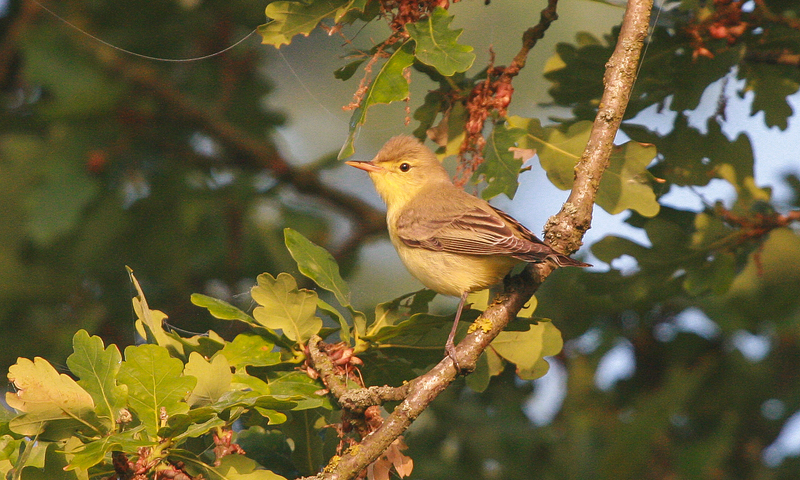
[501,0,559,80]
[310,1,654,479]
[76,41,386,259]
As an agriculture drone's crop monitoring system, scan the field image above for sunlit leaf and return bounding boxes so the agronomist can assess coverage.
[6,357,97,437]
[266,372,331,410]
[489,322,563,380]
[316,298,351,343]
[258,0,350,47]
[66,330,128,430]
[727,228,800,310]
[16,441,85,480]
[128,268,185,356]
[363,290,439,341]
[167,414,227,442]
[251,273,322,343]
[117,344,196,438]
[219,334,281,370]
[599,142,660,216]
[363,313,452,344]
[184,352,232,407]
[231,371,329,411]
[64,429,149,471]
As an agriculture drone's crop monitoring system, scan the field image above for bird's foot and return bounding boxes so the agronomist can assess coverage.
[445,341,461,374]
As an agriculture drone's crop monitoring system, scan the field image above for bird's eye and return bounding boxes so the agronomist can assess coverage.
[399,162,410,172]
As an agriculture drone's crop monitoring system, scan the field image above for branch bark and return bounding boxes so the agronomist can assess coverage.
[311,1,654,478]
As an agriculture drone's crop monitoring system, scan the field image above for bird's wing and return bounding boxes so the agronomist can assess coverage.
[395,202,555,261]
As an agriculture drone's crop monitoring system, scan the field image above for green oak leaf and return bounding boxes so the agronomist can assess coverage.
[727,228,800,306]
[591,235,651,265]
[117,344,197,438]
[465,348,505,393]
[284,227,362,342]
[406,7,475,76]
[251,273,322,343]
[509,116,587,189]
[6,357,97,437]
[317,298,351,343]
[184,352,232,407]
[741,63,799,130]
[684,251,737,296]
[600,141,660,216]
[163,412,227,442]
[284,228,351,307]
[214,452,289,480]
[190,294,256,324]
[334,0,369,22]
[171,449,287,480]
[16,440,86,480]
[334,59,366,81]
[219,333,281,370]
[230,373,322,411]
[490,322,563,380]
[281,410,326,475]
[66,330,128,430]
[128,268,185,357]
[237,371,331,410]
[258,0,350,47]
[474,123,527,200]
[509,116,659,217]
[64,429,149,471]
[363,290,437,339]
[339,41,415,159]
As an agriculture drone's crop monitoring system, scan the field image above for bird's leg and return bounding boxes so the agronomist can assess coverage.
[445,291,469,372]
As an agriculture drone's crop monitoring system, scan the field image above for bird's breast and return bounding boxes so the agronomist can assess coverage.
[391,238,520,297]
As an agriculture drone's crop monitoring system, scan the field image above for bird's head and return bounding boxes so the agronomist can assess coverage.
[346,136,452,209]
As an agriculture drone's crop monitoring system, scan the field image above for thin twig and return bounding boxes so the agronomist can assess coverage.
[500,0,559,80]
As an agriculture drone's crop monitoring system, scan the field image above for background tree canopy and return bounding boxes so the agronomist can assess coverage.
[1,0,800,479]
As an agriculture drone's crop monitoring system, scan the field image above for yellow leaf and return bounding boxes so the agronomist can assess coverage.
[7,357,94,414]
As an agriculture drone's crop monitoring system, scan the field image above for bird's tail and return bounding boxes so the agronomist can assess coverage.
[549,253,591,268]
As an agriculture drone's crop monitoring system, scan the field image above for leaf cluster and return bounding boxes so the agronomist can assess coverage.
[0,228,562,479]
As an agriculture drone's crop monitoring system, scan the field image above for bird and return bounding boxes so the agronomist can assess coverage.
[346,135,589,369]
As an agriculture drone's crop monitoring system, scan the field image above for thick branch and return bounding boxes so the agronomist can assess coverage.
[309,335,411,410]
[312,1,654,479]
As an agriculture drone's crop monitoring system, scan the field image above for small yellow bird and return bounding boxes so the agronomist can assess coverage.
[346,136,589,367]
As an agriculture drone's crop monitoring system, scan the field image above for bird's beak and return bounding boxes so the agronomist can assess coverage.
[345,160,383,173]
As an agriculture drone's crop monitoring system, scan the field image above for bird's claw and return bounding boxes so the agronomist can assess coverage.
[445,342,462,374]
